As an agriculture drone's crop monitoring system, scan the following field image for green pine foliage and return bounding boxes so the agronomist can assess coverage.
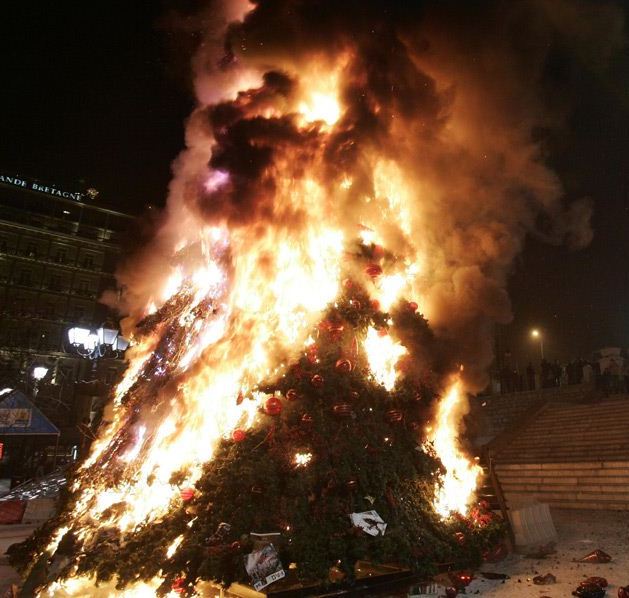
[10,283,505,595]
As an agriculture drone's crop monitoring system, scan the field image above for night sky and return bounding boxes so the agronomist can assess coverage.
[1,1,628,364]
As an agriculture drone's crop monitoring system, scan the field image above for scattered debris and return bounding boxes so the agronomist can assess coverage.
[582,577,607,588]
[480,571,510,580]
[574,549,612,563]
[533,573,557,585]
[572,583,606,598]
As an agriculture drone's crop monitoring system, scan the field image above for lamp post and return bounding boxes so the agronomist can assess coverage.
[531,329,544,360]
[67,326,129,359]
[31,365,49,398]
[66,326,130,456]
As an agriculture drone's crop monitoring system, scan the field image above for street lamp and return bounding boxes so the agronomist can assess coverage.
[67,326,129,359]
[531,329,544,359]
[31,365,49,397]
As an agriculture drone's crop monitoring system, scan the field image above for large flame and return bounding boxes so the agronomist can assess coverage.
[430,379,483,518]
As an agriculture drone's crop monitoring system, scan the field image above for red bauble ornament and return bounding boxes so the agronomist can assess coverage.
[307,345,318,363]
[581,578,607,589]
[180,488,195,502]
[301,413,313,425]
[454,531,466,545]
[452,572,473,588]
[372,244,384,258]
[310,374,324,388]
[335,358,353,373]
[370,299,381,310]
[385,408,403,423]
[445,588,458,598]
[171,577,186,594]
[343,278,353,289]
[408,301,418,312]
[230,541,242,551]
[236,391,244,405]
[365,263,383,278]
[264,397,283,416]
[231,429,246,443]
[286,388,299,401]
[378,328,388,337]
[333,403,353,418]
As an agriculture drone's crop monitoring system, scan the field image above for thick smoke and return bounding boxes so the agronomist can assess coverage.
[116,0,623,390]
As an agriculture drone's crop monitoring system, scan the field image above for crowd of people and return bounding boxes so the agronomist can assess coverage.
[497,356,629,395]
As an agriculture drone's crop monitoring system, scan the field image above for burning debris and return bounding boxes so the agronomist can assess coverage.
[9,0,621,595]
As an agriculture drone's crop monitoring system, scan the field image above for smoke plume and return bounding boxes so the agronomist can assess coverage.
[116,0,623,390]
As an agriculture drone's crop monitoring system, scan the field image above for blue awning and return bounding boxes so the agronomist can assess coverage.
[0,390,60,436]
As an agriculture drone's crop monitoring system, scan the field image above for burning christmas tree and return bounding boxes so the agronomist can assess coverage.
[11,0,598,595]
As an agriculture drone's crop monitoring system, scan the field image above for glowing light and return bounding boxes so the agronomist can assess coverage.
[293,452,313,467]
[363,327,407,390]
[430,379,482,517]
[299,92,341,125]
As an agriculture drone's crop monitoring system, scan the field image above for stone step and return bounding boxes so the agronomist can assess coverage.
[500,482,629,493]
[495,461,629,470]
[496,452,629,462]
[506,427,629,439]
[503,489,629,502]
[495,471,629,482]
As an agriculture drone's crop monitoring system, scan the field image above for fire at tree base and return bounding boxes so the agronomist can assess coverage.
[8,284,505,596]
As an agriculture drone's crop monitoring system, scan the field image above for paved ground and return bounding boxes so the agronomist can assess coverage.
[466,509,629,596]
[1,509,627,596]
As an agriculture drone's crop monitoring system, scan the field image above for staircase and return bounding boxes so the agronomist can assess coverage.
[490,397,629,510]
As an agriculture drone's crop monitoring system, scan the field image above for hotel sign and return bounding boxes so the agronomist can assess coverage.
[0,174,88,201]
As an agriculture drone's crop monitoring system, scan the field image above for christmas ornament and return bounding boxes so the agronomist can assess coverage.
[581,577,607,588]
[377,328,388,337]
[349,390,360,400]
[230,541,242,551]
[231,429,246,442]
[451,571,473,588]
[306,345,318,363]
[180,488,195,502]
[454,532,465,545]
[372,244,384,258]
[365,263,383,278]
[619,585,629,598]
[350,299,361,310]
[335,358,353,373]
[171,577,186,594]
[264,397,283,416]
[408,301,418,312]
[333,403,353,418]
[370,299,381,310]
[301,413,313,425]
[310,374,324,388]
[575,549,612,563]
[572,584,605,598]
[346,479,358,491]
[385,408,403,423]
[285,388,299,401]
[236,392,244,405]
[445,588,458,598]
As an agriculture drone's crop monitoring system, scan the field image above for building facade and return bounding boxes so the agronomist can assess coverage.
[0,172,134,466]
